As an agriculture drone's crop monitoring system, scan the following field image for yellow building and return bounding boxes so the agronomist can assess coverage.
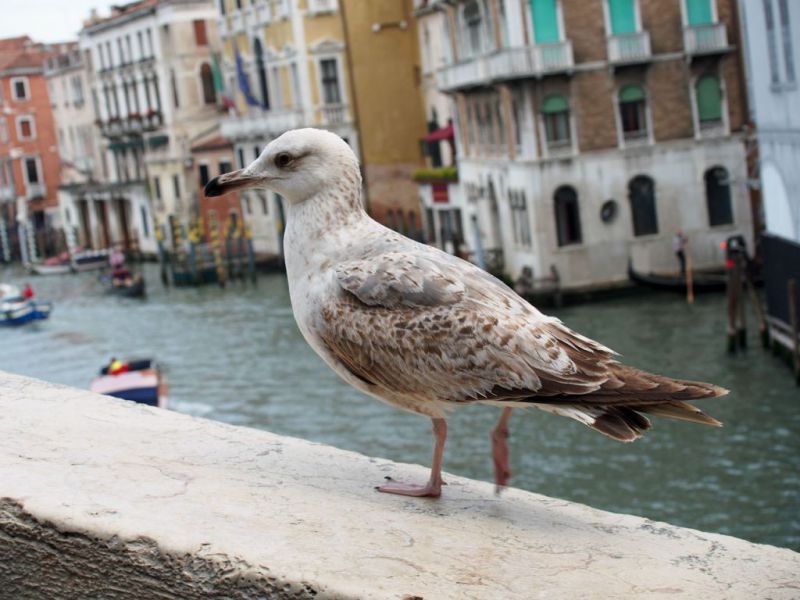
[217,0,427,252]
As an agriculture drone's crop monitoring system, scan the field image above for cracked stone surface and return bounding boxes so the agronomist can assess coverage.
[0,370,798,599]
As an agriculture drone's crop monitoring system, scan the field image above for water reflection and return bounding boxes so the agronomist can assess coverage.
[1,263,797,549]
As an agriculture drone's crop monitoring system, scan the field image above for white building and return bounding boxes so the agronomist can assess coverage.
[738,0,800,354]
[67,0,222,254]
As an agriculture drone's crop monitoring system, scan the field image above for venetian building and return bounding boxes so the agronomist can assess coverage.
[422,0,753,289]
[215,0,428,256]
[0,36,61,262]
[74,0,223,255]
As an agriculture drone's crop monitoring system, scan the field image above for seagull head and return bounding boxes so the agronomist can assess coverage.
[204,128,360,205]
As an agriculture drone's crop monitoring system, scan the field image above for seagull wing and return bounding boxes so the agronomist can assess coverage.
[318,250,611,404]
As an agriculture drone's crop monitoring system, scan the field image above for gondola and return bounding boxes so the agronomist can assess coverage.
[628,262,727,293]
[105,274,146,298]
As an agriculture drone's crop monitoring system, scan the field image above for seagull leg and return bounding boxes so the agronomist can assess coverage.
[378,418,447,497]
[491,407,513,493]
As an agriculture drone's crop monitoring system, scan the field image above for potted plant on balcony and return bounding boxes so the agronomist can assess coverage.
[411,166,458,184]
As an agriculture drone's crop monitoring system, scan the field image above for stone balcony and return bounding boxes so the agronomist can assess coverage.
[1,370,798,598]
[437,41,574,92]
[98,112,163,139]
[607,30,652,66]
[684,22,730,56]
[221,109,306,141]
[0,185,15,203]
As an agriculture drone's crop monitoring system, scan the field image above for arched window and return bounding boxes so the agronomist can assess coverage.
[618,84,647,140]
[705,166,733,226]
[542,94,570,149]
[200,63,216,105]
[554,185,582,246]
[463,1,483,57]
[628,175,658,236]
[253,38,270,109]
[695,75,722,126]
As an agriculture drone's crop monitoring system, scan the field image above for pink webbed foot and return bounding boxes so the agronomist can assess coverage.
[492,408,513,494]
[376,476,443,498]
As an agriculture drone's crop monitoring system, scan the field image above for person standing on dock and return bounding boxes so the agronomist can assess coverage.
[673,231,688,276]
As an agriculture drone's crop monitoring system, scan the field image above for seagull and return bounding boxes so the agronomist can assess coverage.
[205,128,727,498]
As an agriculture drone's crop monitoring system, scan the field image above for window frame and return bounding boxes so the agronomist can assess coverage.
[553,185,583,247]
[539,94,574,157]
[704,165,734,227]
[318,57,343,105]
[627,174,659,237]
[690,72,729,138]
[22,155,42,186]
[16,115,36,141]
[10,77,30,101]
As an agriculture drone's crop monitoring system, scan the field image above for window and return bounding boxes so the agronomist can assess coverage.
[244,196,251,214]
[628,175,658,236]
[695,75,722,126]
[146,29,154,57]
[510,190,532,247]
[172,175,181,199]
[253,38,270,109]
[219,160,232,175]
[764,0,780,84]
[777,0,796,83]
[199,164,210,187]
[171,70,180,108]
[126,35,133,63]
[153,176,162,200]
[237,147,245,169]
[11,77,30,100]
[24,157,40,184]
[260,193,268,214]
[219,0,226,16]
[554,185,582,246]
[137,31,144,59]
[118,38,125,65]
[705,166,733,226]
[193,20,208,46]
[17,116,35,140]
[0,118,7,143]
[541,94,571,148]
[200,63,216,104]
[685,0,712,25]
[140,206,150,238]
[320,58,341,104]
[463,0,483,56]
[607,0,636,35]
[531,0,560,43]
[618,84,647,140]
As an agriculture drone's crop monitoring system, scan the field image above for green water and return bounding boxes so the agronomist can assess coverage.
[1,263,798,549]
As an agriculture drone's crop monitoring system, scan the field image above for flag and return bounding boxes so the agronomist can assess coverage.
[212,54,236,111]
[235,50,261,108]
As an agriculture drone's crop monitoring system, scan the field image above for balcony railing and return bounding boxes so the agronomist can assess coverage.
[437,41,573,92]
[220,109,306,140]
[0,186,15,203]
[252,1,271,27]
[98,112,163,138]
[607,31,652,65]
[318,103,350,125]
[26,183,45,200]
[684,22,729,56]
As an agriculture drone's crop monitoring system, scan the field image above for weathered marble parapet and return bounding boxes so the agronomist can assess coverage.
[0,370,798,599]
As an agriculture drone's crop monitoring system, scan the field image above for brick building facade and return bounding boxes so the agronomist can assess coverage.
[418,0,753,289]
[0,37,62,261]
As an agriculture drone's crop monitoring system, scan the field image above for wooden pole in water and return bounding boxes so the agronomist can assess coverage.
[685,240,694,305]
[155,222,169,287]
[743,261,769,348]
[726,256,744,354]
[788,278,800,384]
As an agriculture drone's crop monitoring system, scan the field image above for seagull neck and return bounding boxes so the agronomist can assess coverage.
[288,185,368,239]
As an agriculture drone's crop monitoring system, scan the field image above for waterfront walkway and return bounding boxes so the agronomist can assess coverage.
[1,371,798,599]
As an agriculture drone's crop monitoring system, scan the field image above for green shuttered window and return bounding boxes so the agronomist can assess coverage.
[696,75,722,122]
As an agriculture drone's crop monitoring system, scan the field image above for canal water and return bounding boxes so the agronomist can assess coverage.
[1,263,798,550]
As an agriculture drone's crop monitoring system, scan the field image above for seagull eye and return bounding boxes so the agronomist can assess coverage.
[275,152,293,168]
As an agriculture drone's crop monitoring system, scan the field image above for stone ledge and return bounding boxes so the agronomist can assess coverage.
[0,370,798,599]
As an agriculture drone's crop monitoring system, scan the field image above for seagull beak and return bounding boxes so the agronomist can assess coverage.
[204,169,265,197]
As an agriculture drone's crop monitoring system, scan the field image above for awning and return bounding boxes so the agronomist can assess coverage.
[422,123,454,143]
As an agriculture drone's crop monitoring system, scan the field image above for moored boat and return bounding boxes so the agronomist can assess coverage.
[103,273,146,298]
[0,298,53,326]
[628,262,727,293]
[90,359,168,408]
